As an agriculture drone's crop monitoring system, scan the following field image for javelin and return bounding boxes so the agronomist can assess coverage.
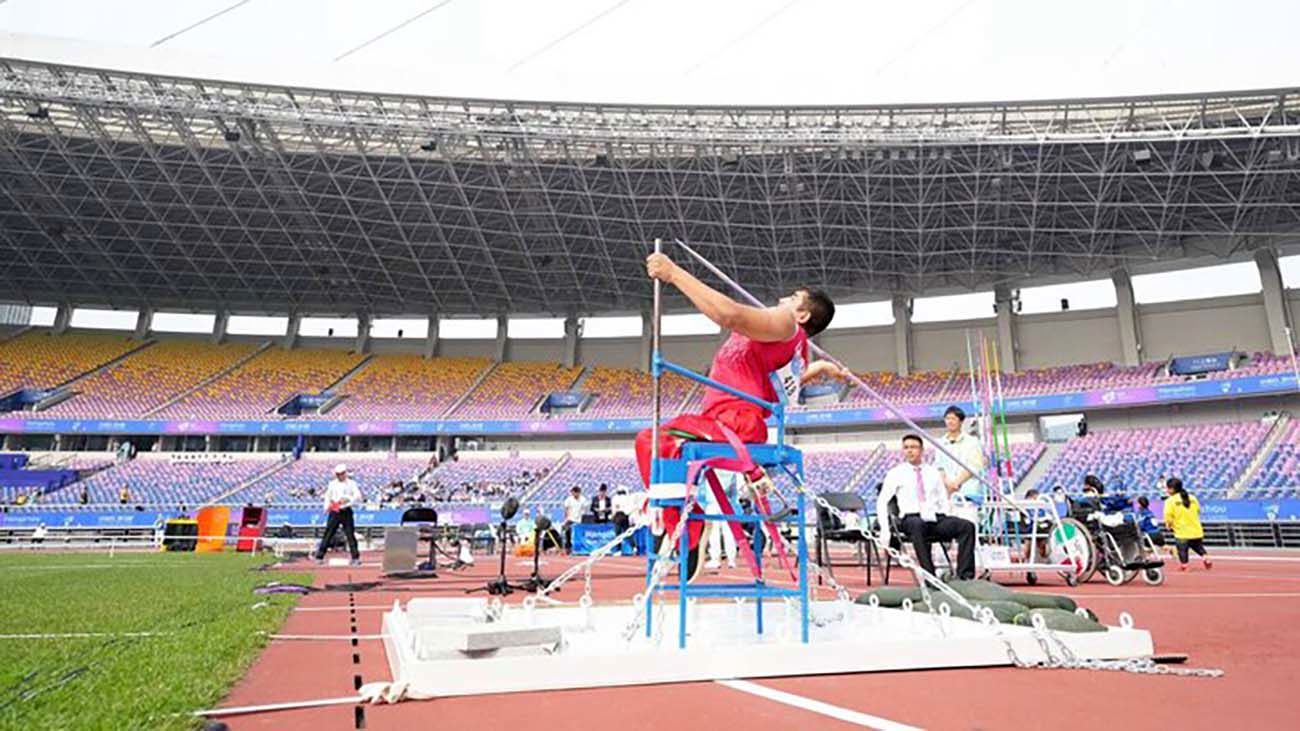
[670,237,997,494]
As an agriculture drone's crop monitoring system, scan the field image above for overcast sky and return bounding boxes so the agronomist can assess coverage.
[3,1,1298,330]
[4,0,1299,104]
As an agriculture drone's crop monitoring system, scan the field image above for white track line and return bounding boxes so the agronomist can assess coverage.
[294,604,394,612]
[1078,591,1300,600]
[268,633,388,641]
[0,631,169,639]
[197,695,365,717]
[716,679,921,731]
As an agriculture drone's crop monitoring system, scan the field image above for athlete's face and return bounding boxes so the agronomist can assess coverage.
[780,290,812,326]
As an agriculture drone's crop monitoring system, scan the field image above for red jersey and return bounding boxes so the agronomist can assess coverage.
[701,328,808,419]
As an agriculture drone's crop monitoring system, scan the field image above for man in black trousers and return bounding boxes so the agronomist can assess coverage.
[314,463,363,566]
[875,434,976,580]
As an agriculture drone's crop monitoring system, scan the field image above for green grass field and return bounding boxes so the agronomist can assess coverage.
[0,551,308,730]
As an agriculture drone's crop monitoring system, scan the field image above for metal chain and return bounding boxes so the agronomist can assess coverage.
[534,521,643,606]
[622,499,695,643]
[780,473,1223,677]
[518,467,1221,678]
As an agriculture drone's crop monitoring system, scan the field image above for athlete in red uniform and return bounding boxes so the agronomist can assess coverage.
[635,251,844,574]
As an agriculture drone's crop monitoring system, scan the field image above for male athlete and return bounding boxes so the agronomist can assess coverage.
[635,251,844,575]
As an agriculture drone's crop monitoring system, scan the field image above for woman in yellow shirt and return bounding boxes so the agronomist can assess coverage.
[1163,477,1212,571]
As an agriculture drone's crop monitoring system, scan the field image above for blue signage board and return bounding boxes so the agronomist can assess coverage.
[5,501,1297,530]
[1170,352,1235,376]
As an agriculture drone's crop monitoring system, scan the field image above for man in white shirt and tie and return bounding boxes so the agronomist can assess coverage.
[314,463,363,566]
[876,434,976,580]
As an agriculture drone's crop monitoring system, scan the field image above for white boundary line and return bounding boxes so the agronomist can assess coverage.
[0,631,170,639]
[294,604,394,612]
[1076,591,1300,600]
[716,679,922,731]
[269,633,389,641]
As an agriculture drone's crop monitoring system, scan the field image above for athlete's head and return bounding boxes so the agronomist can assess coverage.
[781,287,835,336]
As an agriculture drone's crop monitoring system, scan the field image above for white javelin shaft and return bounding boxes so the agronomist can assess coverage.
[671,237,995,493]
[650,237,663,483]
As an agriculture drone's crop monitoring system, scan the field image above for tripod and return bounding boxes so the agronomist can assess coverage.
[467,519,527,596]
[519,517,557,593]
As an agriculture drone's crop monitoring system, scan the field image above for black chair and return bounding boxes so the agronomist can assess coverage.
[882,497,954,585]
[814,492,884,586]
[400,506,439,570]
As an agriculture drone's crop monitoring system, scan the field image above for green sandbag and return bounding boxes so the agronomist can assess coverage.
[945,579,1018,603]
[854,586,922,607]
[941,579,1079,612]
[1012,608,1106,633]
[975,600,1031,623]
[1009,591,1078,612]
[921,598,1027,623]
[917,597,976,620]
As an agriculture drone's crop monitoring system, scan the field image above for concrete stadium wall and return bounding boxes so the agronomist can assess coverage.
[576,338,643,370]
[506,339,565,363]
[438,339,498,359]
[1137,294,1270,362]
[912,320,998,371]
[1016,309,1122,368]
[816,327,895,371]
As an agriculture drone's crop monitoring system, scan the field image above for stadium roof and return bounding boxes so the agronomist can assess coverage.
[1,41,1299,317]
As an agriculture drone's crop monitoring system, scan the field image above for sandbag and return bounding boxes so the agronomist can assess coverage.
[1013,608,1106,633]
[920,598,1027,623]
[854,586,922,607]
[1010,591,1077,612]
[945,579,1018,603]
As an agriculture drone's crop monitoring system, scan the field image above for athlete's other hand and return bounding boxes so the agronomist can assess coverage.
[645,252,679,284]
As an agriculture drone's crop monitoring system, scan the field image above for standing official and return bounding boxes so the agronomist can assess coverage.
[314,463,363,566]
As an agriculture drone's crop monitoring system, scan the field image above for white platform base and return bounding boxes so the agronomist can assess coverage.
[381,598,1154,697]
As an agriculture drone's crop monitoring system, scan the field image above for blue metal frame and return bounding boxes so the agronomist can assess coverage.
[646,351,810,648]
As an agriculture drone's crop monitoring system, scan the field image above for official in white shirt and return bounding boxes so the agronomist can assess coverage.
[314,463,363,565]
[562,486,586,555]
[934,405,986,499]
[876,434,976,580]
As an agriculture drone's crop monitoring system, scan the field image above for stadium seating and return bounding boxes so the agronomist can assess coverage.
[530,455,641,504]
[0,332,141,395]
[223,457,432,505]
[840,370,963,406]
[1035,422,1270,499]
[451,362,583,419]
[55,456,283,506]
[1243,421,1300,499]
[43,340,259,417]
[154,347,366,420]
[564,366,696,418]
[325,355,491,420]
[429,455,561,502]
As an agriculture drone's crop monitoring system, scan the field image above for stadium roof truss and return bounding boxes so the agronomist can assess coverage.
[1,59,1299,317]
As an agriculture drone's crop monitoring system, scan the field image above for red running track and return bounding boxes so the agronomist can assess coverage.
[217,548,1300,730]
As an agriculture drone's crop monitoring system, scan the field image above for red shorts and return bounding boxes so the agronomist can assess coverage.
[634,405,768,488]
[633,405,767,552]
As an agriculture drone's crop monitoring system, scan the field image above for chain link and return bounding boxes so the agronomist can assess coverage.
[521,464,1222,678]
[779,469,1224,678]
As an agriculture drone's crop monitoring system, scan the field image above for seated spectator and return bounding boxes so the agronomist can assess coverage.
[1135,495,1165,547]
[876,434,976,580]
[1018,488,1051,562]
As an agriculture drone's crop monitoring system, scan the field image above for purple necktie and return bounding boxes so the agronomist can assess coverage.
[915,466,935,521]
